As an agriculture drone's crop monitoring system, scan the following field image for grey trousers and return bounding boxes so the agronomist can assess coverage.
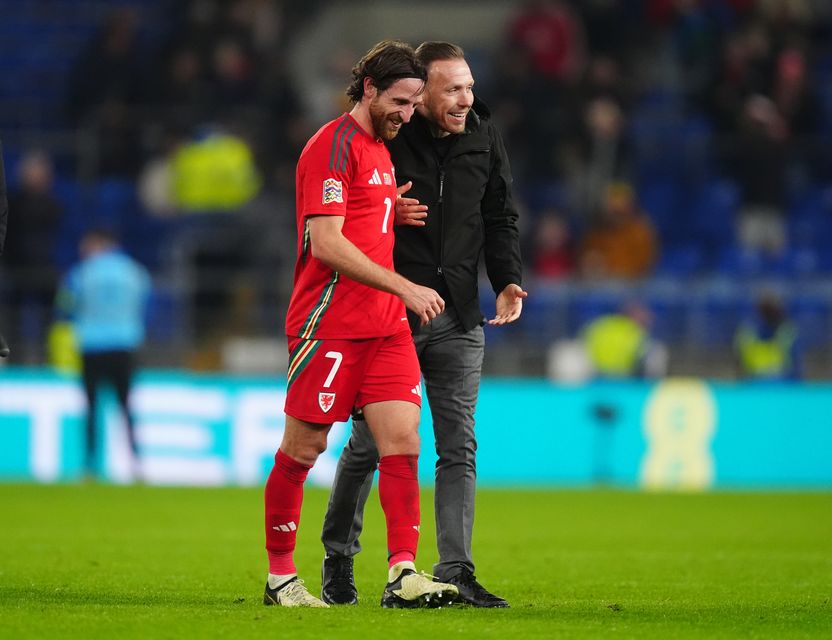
[320,308,485,580]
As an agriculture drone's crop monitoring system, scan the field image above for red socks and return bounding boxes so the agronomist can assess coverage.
[266,451,420,573]
[378,454,420,567]
[264,449,312,575]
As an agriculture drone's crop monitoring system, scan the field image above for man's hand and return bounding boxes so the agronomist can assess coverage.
[488,284,527,325]
[401,282,445,326]
[395,180,428,227]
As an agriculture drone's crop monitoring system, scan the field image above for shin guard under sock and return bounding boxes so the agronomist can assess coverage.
[265,448,311,575]
[378,454,420,567]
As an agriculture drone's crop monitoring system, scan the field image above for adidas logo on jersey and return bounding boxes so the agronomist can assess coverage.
[368,168,382,185]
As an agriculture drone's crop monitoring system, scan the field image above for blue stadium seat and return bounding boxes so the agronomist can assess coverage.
[638,179,682,242]
[654,245,704,277]
[715,245,819,278]
[568,289,624,336]
[514,285,569,344]
[52,177,89,269]
[690,291,753,347]
[787,185,832,250]
[643,290,689,343]
[522,180,570,216]
[789,293,831,348]
[689,179,740,249]
[714,245,747,276]
[144,284,184,344]
[782,247,821,276]
[91,178,139,231]
[631,112,714,187]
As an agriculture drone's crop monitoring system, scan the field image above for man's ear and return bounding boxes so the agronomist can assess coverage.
[363,76,377,99]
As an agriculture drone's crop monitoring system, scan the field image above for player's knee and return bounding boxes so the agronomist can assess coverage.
[292,445,323,466]
[312,435,329,456]
[303,437,328,463]
[282,436,328,466]
[381,429,420,456]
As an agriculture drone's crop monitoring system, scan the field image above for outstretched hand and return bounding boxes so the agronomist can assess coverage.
[395,181,428,227]
[487,284,528,325]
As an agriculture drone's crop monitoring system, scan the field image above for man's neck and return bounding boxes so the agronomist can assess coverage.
[348,104,376,139]
[428,121,452,139]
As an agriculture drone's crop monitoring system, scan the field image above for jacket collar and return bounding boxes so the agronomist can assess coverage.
[468,95,490,129]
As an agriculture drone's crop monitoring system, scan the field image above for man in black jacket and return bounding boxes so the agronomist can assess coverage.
[321,42,525,607]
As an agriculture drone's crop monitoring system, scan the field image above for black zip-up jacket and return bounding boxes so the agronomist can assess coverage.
[388,97,522,332]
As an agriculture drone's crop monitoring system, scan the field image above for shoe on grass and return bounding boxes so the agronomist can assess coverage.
[263,577,329,608]
[443,568,509,608]
[380,561,459,609]
[321,554,358,605]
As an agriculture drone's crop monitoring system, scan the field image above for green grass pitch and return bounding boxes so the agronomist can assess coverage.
[1,484,829,639]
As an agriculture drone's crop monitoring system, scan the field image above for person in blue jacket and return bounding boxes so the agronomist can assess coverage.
[56,228,151,478]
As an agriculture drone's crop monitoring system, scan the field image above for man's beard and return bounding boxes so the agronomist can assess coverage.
[369,101,402,140]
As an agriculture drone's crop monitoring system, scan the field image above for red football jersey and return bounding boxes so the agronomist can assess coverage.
[285,114,408,339]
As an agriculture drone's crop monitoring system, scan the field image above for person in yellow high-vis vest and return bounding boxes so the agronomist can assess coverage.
[582,302,666,379]
[580,302,667,484]
[734,294,800,380]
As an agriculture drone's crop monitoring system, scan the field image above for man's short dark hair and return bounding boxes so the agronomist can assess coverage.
[346,40,426,103]
[414,41,466,68]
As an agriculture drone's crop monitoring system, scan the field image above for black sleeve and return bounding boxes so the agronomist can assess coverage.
[0,139,7,255]
[481,123,522,294]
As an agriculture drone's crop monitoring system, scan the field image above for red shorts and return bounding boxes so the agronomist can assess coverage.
[284,329,422,423]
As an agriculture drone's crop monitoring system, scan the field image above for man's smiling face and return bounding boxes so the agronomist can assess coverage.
[418,58,475,136]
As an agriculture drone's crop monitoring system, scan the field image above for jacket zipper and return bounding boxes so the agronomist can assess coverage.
[437,165,445,277]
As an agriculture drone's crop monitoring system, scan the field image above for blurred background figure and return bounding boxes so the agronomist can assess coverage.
[570,95,631,220]
[581,302,668,380]
[531,209,575,279]
[55,229,151,480]
[578,181,658,280]
[545,300,668,484]
[66,7,145,178]
[731,95,790,257]
[545,301,668,384]
[66,7,143,125]
[581,301,667,484]
[5,151,63,361]
[502,0,587,180]
[734,292,801,381]
[508,0,586,85]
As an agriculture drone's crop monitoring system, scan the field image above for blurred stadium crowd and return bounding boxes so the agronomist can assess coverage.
[1,0,831,377]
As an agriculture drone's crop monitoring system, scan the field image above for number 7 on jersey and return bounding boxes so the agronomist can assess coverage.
[323,351,343,388]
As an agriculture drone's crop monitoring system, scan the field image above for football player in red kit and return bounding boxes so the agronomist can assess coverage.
[262,40,458,609]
